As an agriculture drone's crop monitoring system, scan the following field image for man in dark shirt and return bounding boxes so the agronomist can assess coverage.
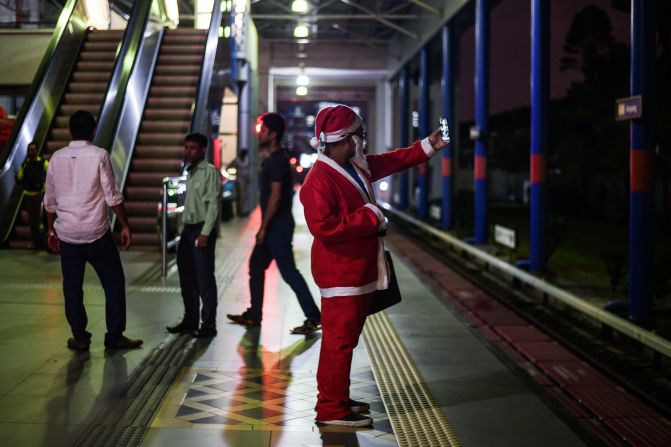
[227,112,321,334]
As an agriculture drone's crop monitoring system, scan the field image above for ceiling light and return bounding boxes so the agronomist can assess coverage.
[296,86,308,96]
[291,0,308,13]
[294,24,309,38]
[296,74,309,86]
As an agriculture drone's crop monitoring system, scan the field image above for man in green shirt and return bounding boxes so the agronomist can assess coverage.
[167,133,221,338]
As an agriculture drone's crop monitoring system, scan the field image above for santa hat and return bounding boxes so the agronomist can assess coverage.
[309,104,362,150]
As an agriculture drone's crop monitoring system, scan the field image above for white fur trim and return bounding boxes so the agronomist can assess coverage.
[364,203,386,231]
[421,137,438,157]
[317,154,371,204]
[320,281,379,298]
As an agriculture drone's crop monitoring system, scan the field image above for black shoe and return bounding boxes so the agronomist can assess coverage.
[166,321,198,334]
[290,319,321,335]
[67,338,90,351]
[105,335,143,350]
[349,398,370,413]
[317,413,373,427]
[194,327,217,338]
[227,313,260,326]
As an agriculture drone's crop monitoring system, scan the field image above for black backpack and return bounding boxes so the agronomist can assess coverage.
[22,159,47,192]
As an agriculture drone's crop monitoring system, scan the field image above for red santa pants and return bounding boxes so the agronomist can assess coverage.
[315,293,373,421]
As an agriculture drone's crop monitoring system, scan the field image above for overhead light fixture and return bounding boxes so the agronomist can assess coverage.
[294,24,309,38]
[291,0,308,13]
[296,74,309,86]
[296,86,308,96]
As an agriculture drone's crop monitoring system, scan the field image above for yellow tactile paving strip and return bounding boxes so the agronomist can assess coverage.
[363,311,462,447]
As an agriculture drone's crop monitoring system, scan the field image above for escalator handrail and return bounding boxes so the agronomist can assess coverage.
[0,0,87,245]
[189,0,223,135]
[0,0,79,172]
[93,0,154,152]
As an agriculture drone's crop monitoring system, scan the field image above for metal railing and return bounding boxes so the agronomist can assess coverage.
[379,201,671,360]
[160,176,186,278]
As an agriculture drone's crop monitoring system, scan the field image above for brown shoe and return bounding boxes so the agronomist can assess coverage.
[105,335,143,350]
[67,338,90,351]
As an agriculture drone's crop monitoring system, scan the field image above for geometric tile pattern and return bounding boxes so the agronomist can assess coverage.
[152,365,395,440]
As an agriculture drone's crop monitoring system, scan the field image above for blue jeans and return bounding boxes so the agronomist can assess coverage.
[246,223,320,323]
[177,223,218,330]
[60,231,126,344]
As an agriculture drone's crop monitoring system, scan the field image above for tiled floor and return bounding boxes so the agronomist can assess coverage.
[0,198,591,446]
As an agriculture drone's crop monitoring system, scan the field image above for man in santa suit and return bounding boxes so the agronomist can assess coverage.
[300,104,449,426]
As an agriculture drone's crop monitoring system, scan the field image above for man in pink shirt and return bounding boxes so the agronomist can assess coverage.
[44,110,143,351]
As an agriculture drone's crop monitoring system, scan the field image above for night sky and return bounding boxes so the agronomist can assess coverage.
[457,0,630,119]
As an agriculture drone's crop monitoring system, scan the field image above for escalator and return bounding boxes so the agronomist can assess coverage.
[9,30,123,249]
[0,0,224,251]
[124,29,207,247]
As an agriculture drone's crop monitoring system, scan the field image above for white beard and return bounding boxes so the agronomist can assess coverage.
[350,135,370,177]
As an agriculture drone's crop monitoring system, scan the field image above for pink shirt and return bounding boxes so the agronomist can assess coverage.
[43,140,124,244]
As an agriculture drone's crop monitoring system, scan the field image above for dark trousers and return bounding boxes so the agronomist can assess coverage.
[24,193,44,248]
[60,231,126,344]
[177,223,218,329]
[246,223,320,323]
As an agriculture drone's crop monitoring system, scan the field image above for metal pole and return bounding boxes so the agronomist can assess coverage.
[474,0,489,245]
[418,47,429,219]
[530,0,549,273]
[629,0,655,323]
[399,66,410,209]
[161,180,168,278]
[441,24,455,230]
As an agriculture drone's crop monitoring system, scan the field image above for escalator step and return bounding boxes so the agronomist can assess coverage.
[87,30,124,41]
[77,61,115,71]
[131,158,182,172]
[125,201,161,216]
[156,55,204,65]
[131,233,160,247]
[63,92,105,104]
[46,140,70,152]
[141,121,190,133]
[59,104,100,115]
[128,217,157,231]
[148,86,197,97]
[69,82,108,93]
[79,51,117,62]
[142,108,192,121]
[126,187,163,201]
[72,72,112,82]
[83,41,119,52]
[151,75,199,86]
[159,44,205,55]
[134,145,183,158]
[137,133,185,146]
[154,65,201,76]
[146,97,193,108]
[127,172,174,186]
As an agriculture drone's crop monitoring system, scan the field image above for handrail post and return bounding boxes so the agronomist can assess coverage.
[161,179,168,278]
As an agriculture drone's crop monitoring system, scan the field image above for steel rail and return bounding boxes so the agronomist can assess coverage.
[380,201,671,359]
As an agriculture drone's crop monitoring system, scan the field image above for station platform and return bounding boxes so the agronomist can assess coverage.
[0,200,621,446]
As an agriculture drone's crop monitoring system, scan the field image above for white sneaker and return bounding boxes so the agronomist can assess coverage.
[317,413,373,427]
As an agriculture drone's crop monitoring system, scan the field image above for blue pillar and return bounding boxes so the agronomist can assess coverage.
[441,24,455,230]
[530,0,549,273]
[399,66,410,209]
[418,47,429,219]
[629,0,655,323]
[474,0,489,244]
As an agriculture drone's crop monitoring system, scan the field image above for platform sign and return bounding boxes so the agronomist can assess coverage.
[494,225,516,249]
[616,95,642,121]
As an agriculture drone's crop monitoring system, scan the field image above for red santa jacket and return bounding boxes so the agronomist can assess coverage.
[300,138,437,297]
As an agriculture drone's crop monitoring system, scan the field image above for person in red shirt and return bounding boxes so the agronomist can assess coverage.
[300,104,448,426]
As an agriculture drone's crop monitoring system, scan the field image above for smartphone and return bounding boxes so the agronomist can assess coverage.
[439,117,450,142]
